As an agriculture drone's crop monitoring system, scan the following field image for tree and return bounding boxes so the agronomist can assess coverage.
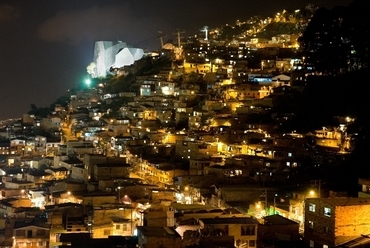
[28,104,50,118]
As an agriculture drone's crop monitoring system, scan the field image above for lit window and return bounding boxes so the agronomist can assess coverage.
[310,240,314,248]
[309,203,316,212]
[308,221,314,229]
[324,207,331,217]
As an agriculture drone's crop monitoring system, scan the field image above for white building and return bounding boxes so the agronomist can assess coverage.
[87,41,144,78]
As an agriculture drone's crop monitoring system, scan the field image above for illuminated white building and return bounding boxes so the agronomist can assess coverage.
[87,41,144,78]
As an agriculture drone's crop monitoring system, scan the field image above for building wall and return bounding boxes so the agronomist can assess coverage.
[93,165,130,180]
[139,236,181,248]
[335,205,370,245]
[304,199,370,247]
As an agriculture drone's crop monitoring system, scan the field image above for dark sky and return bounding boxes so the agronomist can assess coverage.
[0,0,353,120]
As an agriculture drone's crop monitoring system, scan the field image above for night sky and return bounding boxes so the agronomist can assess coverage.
[0,0,353,120]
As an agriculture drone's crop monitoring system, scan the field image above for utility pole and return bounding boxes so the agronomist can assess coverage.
[173,29,185,48]
[157,31,165,48]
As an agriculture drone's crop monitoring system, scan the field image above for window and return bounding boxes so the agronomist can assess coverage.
[309,203,316,212]
[324,227,329,234]
[104,229,111,236]
[308,221,314,229]
[323,245,328,248]
[122,224,128,231]
[310,240,314,248]
[27,230,32,237]
[116,224,120,230]
[39,241,44,246]
[324,207,331,217]
[249,240,255,247]
[241,225,255,235]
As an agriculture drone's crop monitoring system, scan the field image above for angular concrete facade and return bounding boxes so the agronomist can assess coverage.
[89,41,144,78]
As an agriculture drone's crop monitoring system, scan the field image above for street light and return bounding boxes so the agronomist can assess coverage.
[117,186,121,203]
[85,78,91,87]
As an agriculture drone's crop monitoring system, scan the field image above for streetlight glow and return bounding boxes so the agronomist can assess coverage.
[85,78,91,87]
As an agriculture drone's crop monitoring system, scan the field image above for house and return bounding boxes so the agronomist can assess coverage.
[0,140,10,155]
[91,204,135,238]
[12,219,50,248]
[136,226,181,248]
[304,197,370,248]
[258,214,300,247]
[44,166,69,180]
[143,204,175,227]
[199,216,260,247]
[46,203,88,246]
[358,177,370,198]
[26,169,52,186]
[272,74,291,86]
[93,163,130,181]
[70,164,88,182]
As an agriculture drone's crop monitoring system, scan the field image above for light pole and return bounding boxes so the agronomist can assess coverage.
[273,194,278,215]
[117,186,121,203]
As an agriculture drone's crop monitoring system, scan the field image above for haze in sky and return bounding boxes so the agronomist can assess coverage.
[0,0,353,120]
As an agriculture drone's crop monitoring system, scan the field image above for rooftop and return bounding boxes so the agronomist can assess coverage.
[136,226,181,238]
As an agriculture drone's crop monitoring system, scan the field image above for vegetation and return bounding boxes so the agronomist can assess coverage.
[299,0,369,74]
[255,22,298,39]
[28,104,51,118]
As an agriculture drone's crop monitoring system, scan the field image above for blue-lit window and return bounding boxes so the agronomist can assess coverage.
[324,207,331,217]
[309,203,316,212]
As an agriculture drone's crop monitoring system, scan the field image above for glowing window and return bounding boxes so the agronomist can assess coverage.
[308,221,314,229]
[324,207,331,217]
[309,203,316,212]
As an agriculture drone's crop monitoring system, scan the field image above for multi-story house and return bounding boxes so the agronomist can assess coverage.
[92,204,136,238]
[0,139,10,155]
[69,90,100,111]
[156,81,176,96]
[93,163,130,181]
[57,156,84,170]
[10,138,25,155]
[199,216,259,247]
[26,169,52,186]
[12,219,50,248]
[40,115,62,131]
[136,226,181,248]
[183,60,212,75]
[155,108,173,126]
[358,177,370,198]
[70,164,88,182]
[224,83,271,101]
[175,139,217,160]
[304,197,370,248]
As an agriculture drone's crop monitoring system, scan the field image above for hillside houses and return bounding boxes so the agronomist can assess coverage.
[0,15,364,246]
